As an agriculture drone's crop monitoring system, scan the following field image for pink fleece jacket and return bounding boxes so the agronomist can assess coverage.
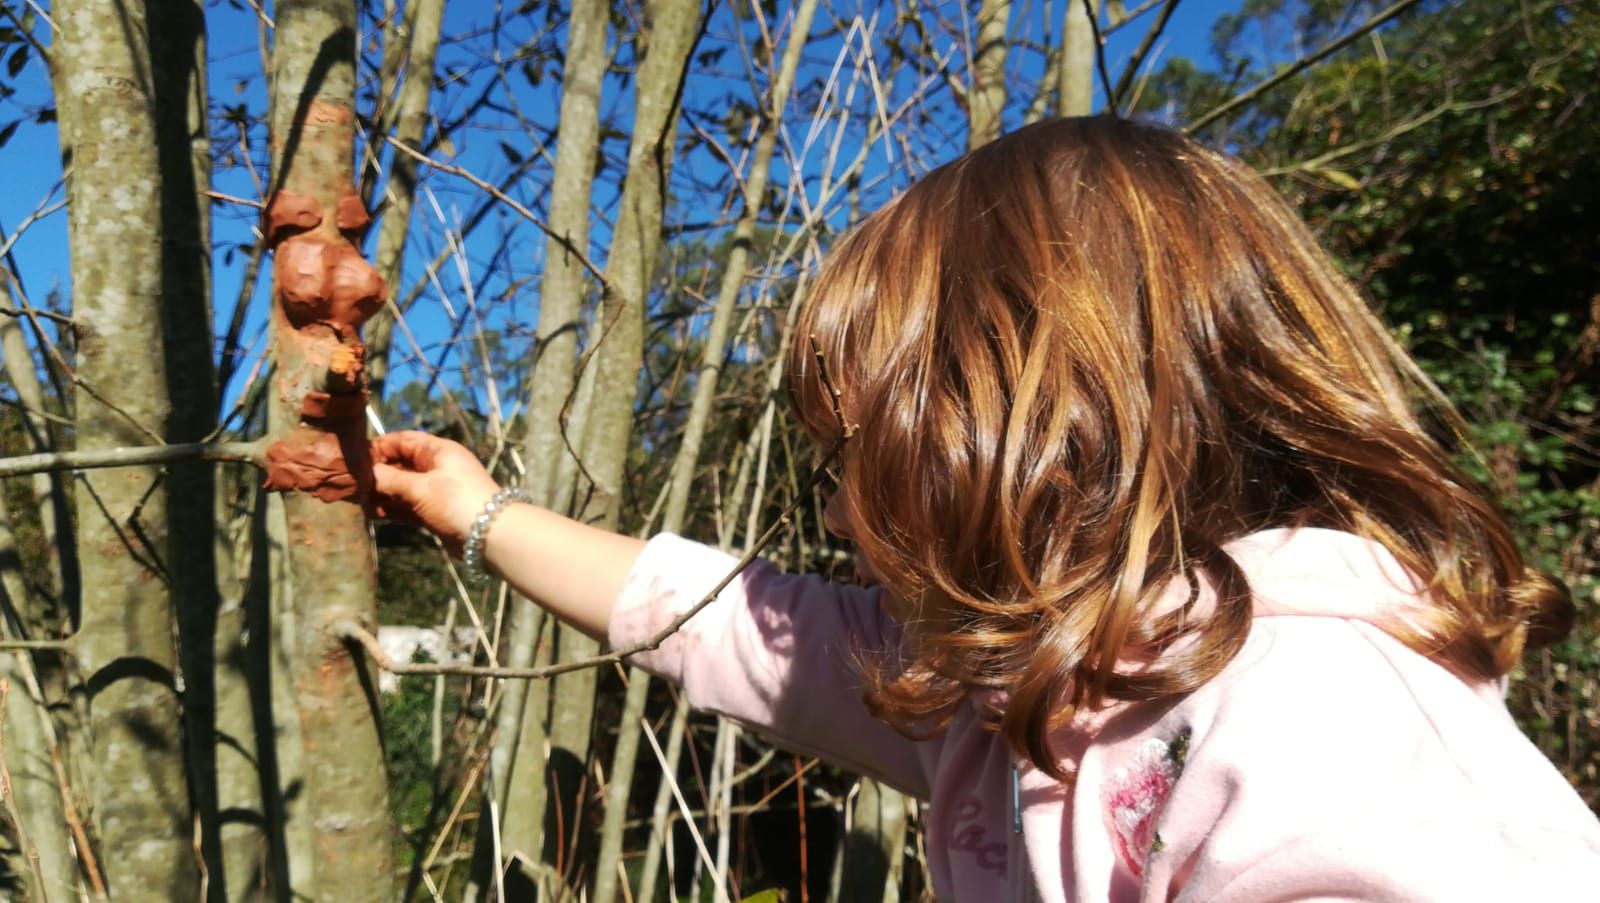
[608,527,1600,900]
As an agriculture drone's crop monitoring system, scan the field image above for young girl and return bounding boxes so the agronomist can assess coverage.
[370,116,1600,900]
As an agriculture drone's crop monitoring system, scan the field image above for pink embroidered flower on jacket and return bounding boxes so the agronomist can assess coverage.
[1104,728,1191,877]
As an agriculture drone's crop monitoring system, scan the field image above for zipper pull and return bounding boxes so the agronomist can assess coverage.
[1011,761,1023,834]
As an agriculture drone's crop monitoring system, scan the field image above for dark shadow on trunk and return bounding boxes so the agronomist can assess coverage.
[150,0,225,894]
[246,489,293,903]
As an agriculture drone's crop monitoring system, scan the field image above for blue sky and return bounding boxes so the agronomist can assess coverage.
[0,0,1246,423]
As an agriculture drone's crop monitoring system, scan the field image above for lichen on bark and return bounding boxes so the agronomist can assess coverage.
[56,0,198,896]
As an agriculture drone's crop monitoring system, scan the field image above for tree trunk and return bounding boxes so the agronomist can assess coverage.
[1059,0,1098,116]
[593,5,819,900]
[969,0,1013,149]
[366,0,448,404]
[0,493,79,901]
[0,283,68,607]
[634,693,690,903]
[482,0,611,891]
[830,778,908,903]
[149,0,250,894]
[551,0,700,887]
[56,0,197,896]
[265,1,397,898]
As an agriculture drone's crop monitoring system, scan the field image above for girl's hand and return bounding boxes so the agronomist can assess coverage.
[370,431,502,552]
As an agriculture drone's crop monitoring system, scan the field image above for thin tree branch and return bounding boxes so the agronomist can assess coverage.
[1111,0,1181,113]
[339,431,849,682]
[0,441,264,479]
[0,306,73,328]
[0,636,73,652]
[1101,0,1167,36]
[203,189,265,209]
[1186,0,1424,134]
[0,3,52,75]
[0,197,67,262]
[1081,0,1115,113]
[382,135,613,292]
[0,271,167,445]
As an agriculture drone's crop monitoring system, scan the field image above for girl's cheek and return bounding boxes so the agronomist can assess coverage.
[854,551,882,587]
[823,490,854,540]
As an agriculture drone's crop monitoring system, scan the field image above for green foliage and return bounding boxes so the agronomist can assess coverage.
[381,662,465,866]
[1168,0,1600,803]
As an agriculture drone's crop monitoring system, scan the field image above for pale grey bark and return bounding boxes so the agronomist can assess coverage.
[483,0,611,889]
[660,0,818,534]
[523,0,611,512]
[56,0,197,897]
[593,6,819,900]
[555,0,699,890]
[1060,0,1098,116]
[578,0,700,525]
[366,0,447,403]
[248,490,314,899]
[969,0,1013,148]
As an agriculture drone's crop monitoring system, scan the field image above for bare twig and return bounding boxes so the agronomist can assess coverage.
[383,135,613,291]
[335,429,849,683]
[0,3,52,75]
[1186,0,1424,134]
[1081,0,1115,113]
[1111,0,1181,113]
[2,282,167,445]
[0,306,73,328]
[1101,0,1167,36]
[0,440,264,479]
[0,197,67,262]
[203,190,265,209]
[809,336,856,438]
[0,635,74,652]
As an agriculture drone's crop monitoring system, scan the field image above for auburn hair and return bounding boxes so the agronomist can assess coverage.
[787,116,1572,777]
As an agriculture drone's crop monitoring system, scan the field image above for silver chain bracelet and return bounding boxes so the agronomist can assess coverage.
[461,487,532,586]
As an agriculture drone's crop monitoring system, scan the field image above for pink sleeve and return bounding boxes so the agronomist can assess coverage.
[607,533,937,798]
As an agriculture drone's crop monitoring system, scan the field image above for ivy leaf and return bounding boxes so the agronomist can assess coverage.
[6,44,26,78]
[499,141,523,165]
[0,119,20,149]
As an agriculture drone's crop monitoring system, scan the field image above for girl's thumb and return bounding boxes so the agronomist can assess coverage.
[372,461,419,499]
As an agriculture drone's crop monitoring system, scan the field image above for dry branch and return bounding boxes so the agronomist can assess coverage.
[0,441,264,479]
[383,135,612,291]
[340,433,847,683]
[1110,0,1181,112]
[1186,0,1424,134]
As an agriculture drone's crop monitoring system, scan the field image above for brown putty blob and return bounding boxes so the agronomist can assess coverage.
[263,183,383,503]
[262,432,363,503]
[264,190,323,246]
[299,391,366,423]
[275,237,386,332]
[334,190,371,235]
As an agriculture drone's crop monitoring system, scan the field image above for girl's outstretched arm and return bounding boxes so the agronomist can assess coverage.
[369,430,645,640]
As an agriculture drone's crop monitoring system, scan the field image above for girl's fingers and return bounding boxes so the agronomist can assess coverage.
[371,430,441,469]
[372,461,421,499]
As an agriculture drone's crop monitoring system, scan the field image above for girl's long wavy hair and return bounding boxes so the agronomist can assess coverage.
[788,116,1573,777]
